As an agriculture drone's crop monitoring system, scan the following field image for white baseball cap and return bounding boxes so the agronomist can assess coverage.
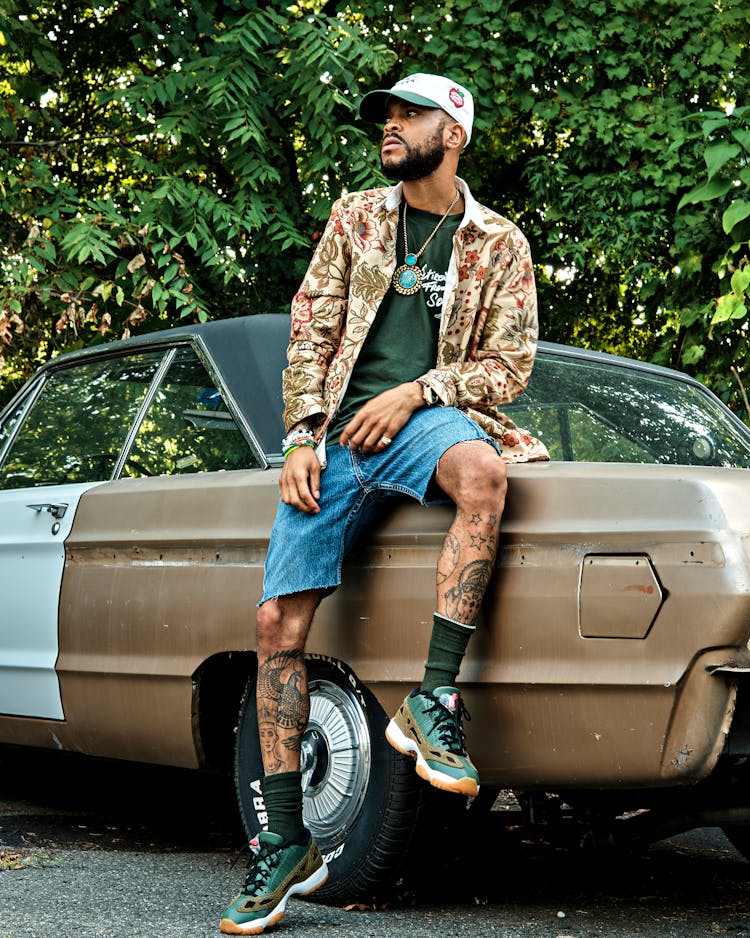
[359,73,474,146]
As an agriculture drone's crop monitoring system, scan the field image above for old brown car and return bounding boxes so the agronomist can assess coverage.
[1,313,750,902]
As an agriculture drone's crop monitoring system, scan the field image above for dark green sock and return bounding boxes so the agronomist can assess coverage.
[262,770,306,844]
[421,613,476,693]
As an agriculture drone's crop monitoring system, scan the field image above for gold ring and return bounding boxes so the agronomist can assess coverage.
[380,436,392,447]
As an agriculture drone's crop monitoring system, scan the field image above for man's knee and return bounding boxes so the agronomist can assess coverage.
[256,592,319,658]
[256,599,284,657]
[471,453,507,510]
[472,444,506,482]
[256,598,280,632]
[486,450,508,493]
[438,442,507,509]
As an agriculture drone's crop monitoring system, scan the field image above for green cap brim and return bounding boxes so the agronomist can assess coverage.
[359,89,443,122]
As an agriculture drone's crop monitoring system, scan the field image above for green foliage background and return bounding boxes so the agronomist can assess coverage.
[1,0,749,418]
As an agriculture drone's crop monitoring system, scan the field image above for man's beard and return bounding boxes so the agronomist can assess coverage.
[381,127,447,182]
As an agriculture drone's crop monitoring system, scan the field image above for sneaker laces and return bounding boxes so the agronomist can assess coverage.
[423,691,472,754]
[241,838,282,895]
[229,835,260,870]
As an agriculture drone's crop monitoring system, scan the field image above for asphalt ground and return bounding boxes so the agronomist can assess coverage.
[1,747,749,938]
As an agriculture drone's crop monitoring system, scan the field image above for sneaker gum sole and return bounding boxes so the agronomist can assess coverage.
[220,909,284,936]
[385,718,479,797]
[219,862,329,935]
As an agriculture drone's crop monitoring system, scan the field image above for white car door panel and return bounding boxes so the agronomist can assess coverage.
[0,481,102,719]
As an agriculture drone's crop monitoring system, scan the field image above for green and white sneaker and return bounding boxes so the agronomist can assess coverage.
[220,830,328,935]
[386,686,479,797]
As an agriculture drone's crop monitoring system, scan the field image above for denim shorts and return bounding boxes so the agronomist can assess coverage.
[260,407,500,603]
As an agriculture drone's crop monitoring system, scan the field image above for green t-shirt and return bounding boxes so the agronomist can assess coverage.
[328,204,462,444]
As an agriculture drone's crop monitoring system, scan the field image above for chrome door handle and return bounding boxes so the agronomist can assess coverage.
[27,502,68,520]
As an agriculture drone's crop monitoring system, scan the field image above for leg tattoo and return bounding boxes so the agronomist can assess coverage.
[444,558,493,621]
[438,508,499,625]
[436,532,461,585]
[257,649,309,769]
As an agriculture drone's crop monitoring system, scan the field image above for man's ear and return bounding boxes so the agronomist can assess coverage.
[445,121,465,150]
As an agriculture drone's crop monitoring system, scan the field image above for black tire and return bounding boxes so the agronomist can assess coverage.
[234,653,423,904]
[722,825,750,860]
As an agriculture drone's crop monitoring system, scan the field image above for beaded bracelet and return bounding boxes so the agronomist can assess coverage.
[283,439,316,459]
[281,425,314,448]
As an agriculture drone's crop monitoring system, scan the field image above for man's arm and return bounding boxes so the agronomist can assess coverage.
[278,199,352,512]
[282,198,350,433]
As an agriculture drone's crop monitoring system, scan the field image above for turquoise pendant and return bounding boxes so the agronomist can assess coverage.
[392,261,423,296]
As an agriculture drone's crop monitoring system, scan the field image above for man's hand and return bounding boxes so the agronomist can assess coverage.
[339,382,424,454]
[280,445,321,513]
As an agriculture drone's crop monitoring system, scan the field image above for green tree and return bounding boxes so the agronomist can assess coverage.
[340,0,748,414]
[668,105,750,418]
[1,0,748,421]
[0,0,394,400]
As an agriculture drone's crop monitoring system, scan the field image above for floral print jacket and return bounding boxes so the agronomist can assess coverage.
[284,177,549,463]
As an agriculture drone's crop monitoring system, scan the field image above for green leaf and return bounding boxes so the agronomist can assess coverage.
[732,129,750,153]
[723,200,750,235]
[712,294,744,324]
[31,45,63,77]
[704,142,741,179]
[681,344,706,365]
[677,177,733,210]
[730,267,750,296]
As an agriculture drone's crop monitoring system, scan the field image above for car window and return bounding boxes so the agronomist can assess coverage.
[0,351,165,490]
[122,346,262,476]
[0,388,35,467]
[505,353,750,467]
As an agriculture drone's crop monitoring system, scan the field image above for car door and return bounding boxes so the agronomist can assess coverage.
[0,481,102,718]
[0,348,169,719]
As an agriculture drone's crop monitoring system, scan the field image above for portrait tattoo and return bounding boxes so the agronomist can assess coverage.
[259,720,285,773]
[436,532,461,585]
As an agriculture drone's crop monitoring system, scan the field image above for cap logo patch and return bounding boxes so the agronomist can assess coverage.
[449,88,465,109]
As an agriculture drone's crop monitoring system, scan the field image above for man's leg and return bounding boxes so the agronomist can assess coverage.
[434,440,506,626]
[255,590,321,841]
[386,441,507,797]
[220,589,328,935]
[256,591,322,774]
[425,439,506,684]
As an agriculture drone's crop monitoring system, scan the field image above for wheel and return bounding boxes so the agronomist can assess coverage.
[234,653,423,904]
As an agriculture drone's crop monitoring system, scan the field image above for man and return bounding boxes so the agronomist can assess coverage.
[220,72,548,935]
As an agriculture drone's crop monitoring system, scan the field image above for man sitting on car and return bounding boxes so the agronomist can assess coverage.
[220,71,547,936]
